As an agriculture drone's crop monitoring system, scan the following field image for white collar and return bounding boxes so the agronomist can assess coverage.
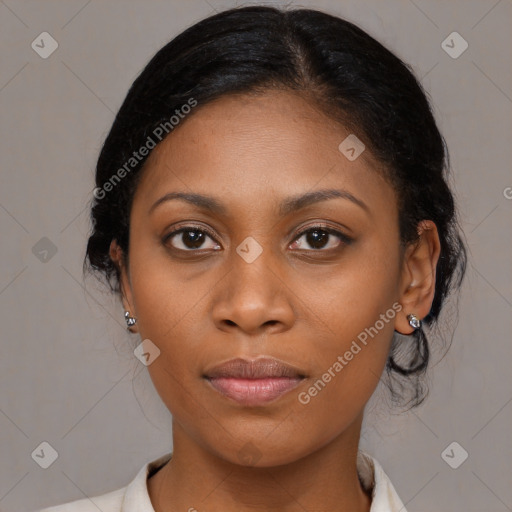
[357,451,407,511]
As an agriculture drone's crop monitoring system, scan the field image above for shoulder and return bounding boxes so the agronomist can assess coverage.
[37,487,126,512]
[35,452,172,512]
[357,451,408,512]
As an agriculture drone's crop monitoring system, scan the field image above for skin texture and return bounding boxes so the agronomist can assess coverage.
[109,90,440,512]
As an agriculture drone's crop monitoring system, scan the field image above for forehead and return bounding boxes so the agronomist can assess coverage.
[132,90,395,217]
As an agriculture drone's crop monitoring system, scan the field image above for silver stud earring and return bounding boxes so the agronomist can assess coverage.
[407,313,421,330]
[124,311,137,328]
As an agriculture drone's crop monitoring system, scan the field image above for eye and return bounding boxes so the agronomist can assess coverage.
[163,225,221,251]
[289,225,352,251]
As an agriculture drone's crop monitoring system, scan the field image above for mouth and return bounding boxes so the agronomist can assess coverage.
[203,357,307,406]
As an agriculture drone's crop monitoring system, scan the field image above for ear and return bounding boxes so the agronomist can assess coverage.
[109,239,138,333]
[395,220,441,334]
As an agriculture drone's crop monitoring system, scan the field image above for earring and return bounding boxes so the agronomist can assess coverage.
[124,311,137,329]
[407,313,421,330]
[388,313,429,376]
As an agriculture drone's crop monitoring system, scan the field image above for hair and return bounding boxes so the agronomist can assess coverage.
[83,5,467,408]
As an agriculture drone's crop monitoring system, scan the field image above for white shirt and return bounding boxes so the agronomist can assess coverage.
[38,451,407,512]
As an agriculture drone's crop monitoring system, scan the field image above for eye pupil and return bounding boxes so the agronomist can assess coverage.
[183,230,205,248]
[306,229,329,249]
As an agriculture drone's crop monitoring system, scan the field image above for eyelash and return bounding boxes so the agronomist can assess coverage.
[162,223,353,253]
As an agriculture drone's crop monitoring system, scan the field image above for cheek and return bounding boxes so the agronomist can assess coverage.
[144,348,197,426]
[293,240,399,415]
[298,235,400,347]
[128,238,209,342]
[299,322,394,413]
[292,300,396,450]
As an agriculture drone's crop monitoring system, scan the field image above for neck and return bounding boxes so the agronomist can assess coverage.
[148,417,372,512]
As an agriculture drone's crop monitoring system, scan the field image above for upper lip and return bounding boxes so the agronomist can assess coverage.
[204,357,306,379]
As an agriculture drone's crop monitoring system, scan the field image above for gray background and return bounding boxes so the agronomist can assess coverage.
[0,0,511,511]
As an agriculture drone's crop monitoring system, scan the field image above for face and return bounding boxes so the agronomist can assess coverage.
[111,90,439,467]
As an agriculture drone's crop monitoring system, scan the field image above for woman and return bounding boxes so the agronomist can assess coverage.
[40,5,467,511]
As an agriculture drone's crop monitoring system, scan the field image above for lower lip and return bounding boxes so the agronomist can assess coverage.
[206,377,303,406]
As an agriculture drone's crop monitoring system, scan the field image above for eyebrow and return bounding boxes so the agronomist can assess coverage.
[148,188,370,216]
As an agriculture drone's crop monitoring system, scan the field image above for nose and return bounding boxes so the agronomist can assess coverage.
[211,252,296,336]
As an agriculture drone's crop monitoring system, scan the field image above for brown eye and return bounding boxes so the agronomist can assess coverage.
[290,226,352,251]
[163,226,221,251]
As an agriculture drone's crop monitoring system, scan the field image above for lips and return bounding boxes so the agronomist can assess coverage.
[205,357,305,379]
[204,357,306,406]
